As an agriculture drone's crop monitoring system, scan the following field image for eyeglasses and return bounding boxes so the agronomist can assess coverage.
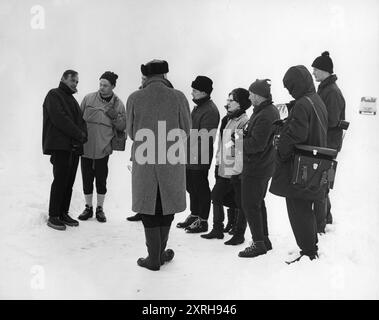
[227,99,235,103]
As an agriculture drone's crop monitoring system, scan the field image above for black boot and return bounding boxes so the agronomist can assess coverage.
[238,240,267,258]
[224,208,236,233]
[137,227,161,271]
[95,206,106,223]
[61,212,79,227]
[264,236,272,251]
[201,228,224,239]
[176,214,198,228]
[126,213,142,222]
[160,226,174,266]
[78,205,93,221]
[47,216,66,231]
[228,209,239,235]
[225,209,245,245]
[203,204,224,239]
[224,234,245,245]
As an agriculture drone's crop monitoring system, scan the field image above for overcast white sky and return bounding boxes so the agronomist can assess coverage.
[0,0,378,157]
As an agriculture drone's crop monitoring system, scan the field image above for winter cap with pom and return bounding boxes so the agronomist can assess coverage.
[100,71,118,86]
[312,51,334,74]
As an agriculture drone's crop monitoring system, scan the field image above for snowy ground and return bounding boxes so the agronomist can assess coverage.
[0,109,378,300]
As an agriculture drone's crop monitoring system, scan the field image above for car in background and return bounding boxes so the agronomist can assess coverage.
[359,96,377,115]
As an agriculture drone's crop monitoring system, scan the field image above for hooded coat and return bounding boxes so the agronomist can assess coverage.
[269,65,328,199]
[126,76,191,215]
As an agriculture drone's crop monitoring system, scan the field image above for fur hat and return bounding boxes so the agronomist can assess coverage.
[141,59,169,76]
[191,76,213,95]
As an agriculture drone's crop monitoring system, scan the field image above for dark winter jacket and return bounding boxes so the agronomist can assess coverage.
[42,82,87,155]
[242,100,280,178]
[187,97,220,170]
[269,65,328,199]
[317,74,345,151]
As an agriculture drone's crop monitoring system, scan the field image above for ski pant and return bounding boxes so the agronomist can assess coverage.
[81,156,109,195]
[48,150,79,217]
[230,175,247,237]
[286,197,318,256]
[241,175,270,242]
[186,169,211,220]
[141,186,174,228]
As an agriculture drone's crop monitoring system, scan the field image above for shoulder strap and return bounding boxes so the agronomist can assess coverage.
[305,96,327,135]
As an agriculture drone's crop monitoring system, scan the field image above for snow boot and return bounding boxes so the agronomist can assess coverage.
[223,208,236,233]
[95,206,106,223]
[47,217,66,231]
[176,214,198,229]
[185,218,208,233]
[78,205,93,221]
[126,213,142,222]
[160,226,174,265]
[201,228,224,239]
[238,240,267,258]
[61,212,79,227]
[137,227,161,271]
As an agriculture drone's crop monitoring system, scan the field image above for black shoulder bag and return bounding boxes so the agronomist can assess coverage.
[290,97,338,200]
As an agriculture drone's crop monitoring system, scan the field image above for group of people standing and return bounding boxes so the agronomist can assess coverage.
[174,76,280,262]
[42,50,345,271]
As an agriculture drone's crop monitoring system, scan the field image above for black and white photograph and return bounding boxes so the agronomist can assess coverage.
[0,0,378,303]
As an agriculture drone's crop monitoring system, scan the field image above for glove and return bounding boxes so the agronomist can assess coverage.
[105,107,118,120]
[80,131,88,144]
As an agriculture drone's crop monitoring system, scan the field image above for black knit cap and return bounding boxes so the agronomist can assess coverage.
[100,71,118,86]
[249,79,271,99]
[191,76,213,95]
[229,88,252,110]
[312,51,334,74]
[141,59,169,76]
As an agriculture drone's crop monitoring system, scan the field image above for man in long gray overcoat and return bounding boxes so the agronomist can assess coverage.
[126,59,191,271]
